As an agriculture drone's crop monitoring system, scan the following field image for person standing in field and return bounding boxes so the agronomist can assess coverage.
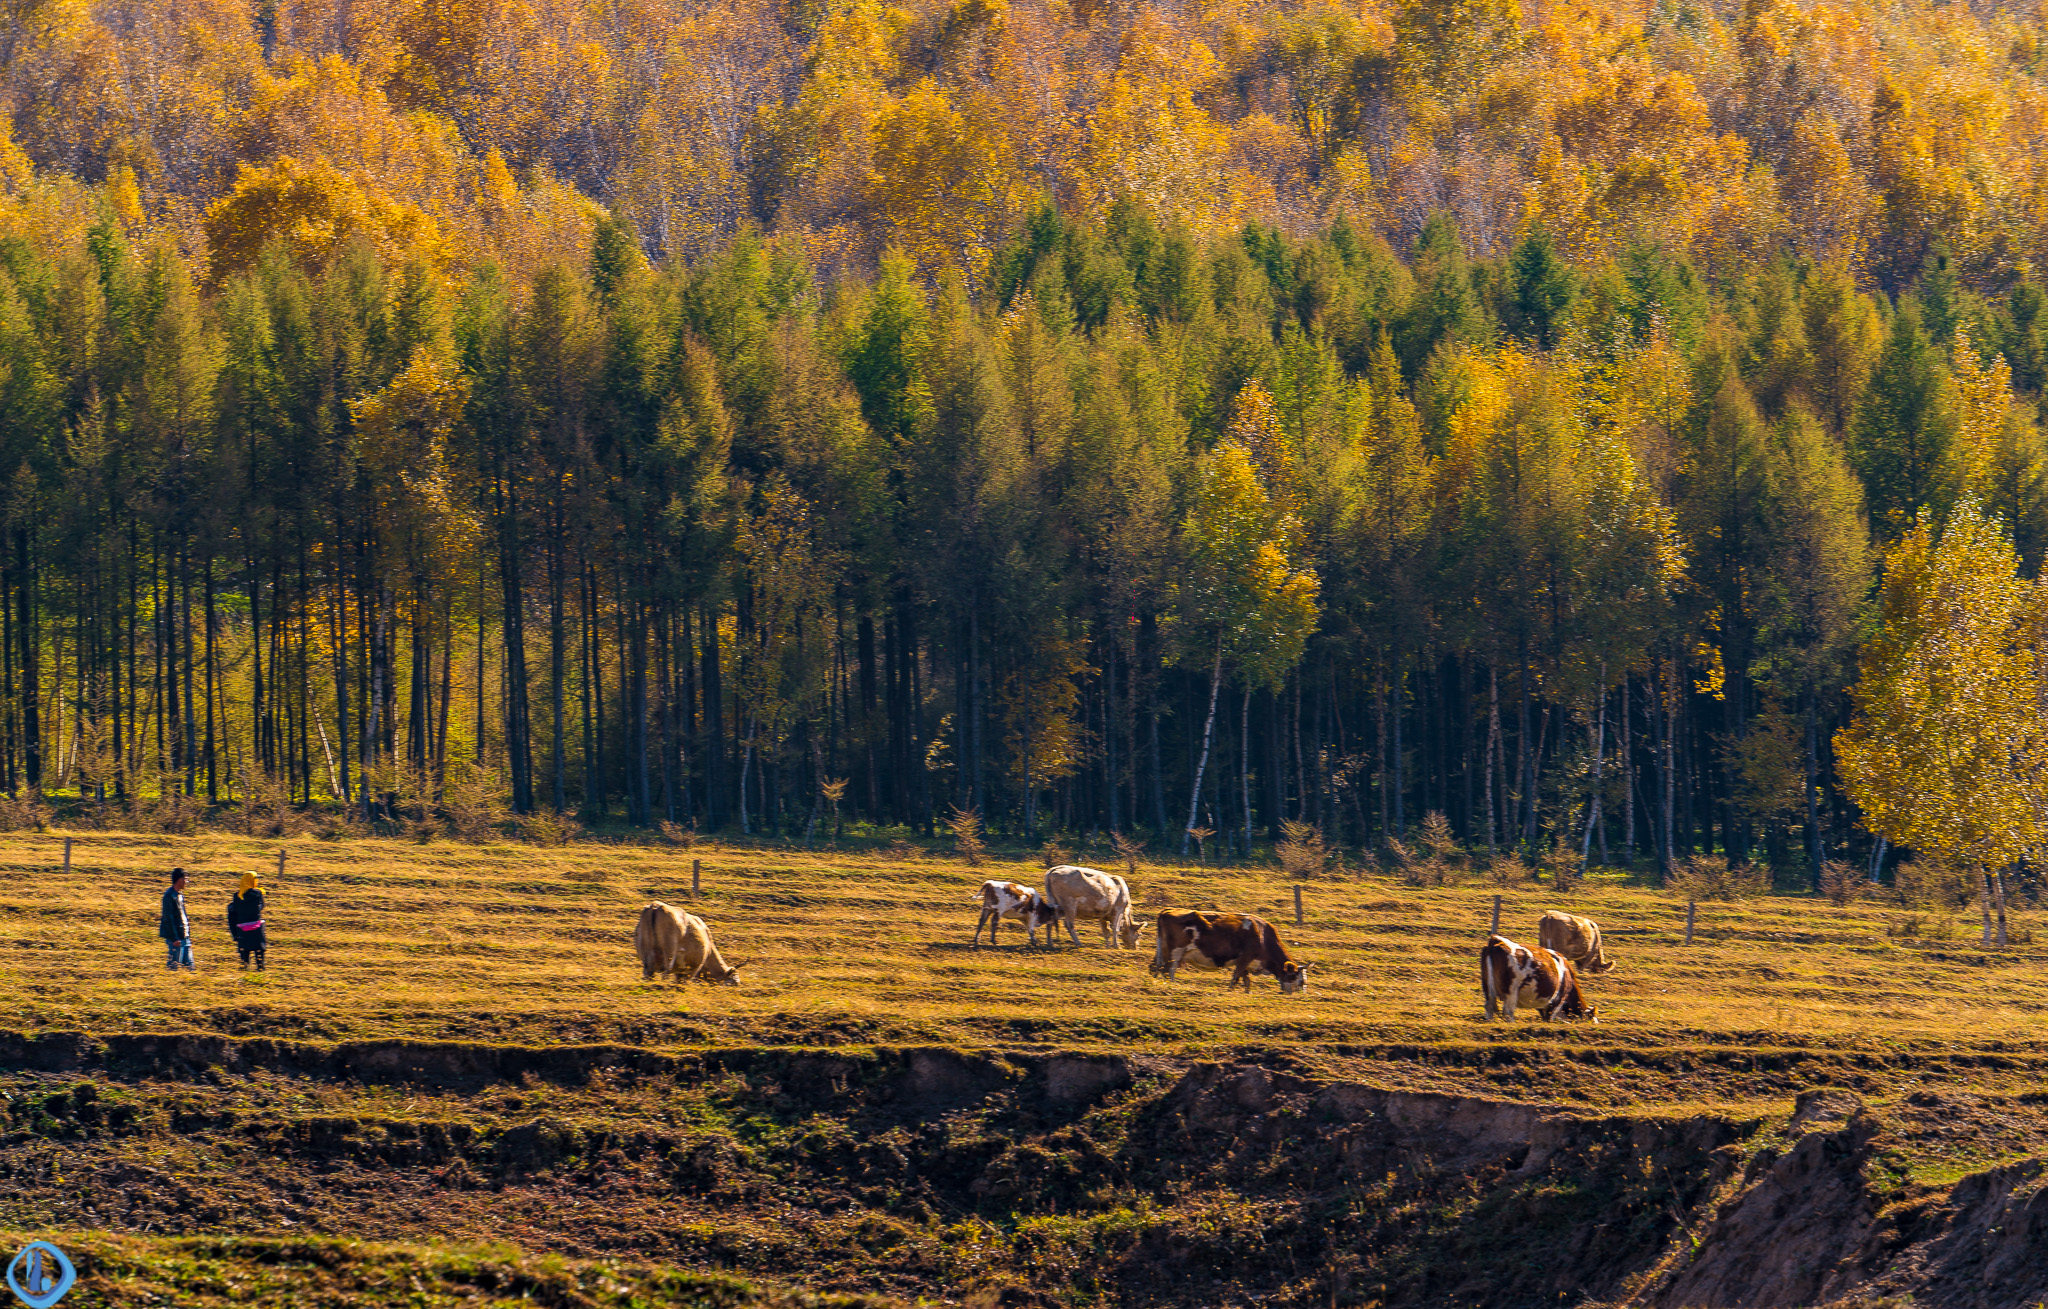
[159,868,194,971]
[227,870,267,970]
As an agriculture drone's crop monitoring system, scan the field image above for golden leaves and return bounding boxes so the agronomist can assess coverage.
[202,155,443,284]
[1836,503,2048,873]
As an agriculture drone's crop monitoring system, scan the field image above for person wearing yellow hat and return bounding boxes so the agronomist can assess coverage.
[226,870,267,970]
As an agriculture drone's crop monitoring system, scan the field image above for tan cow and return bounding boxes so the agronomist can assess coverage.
[1479,933,1595,1021]
[1043,865,1142,948]
[635,901,748,984]
[1537,910,1614,974]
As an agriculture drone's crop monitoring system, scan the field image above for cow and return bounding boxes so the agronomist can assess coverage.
[1479,933,1596,1021]
[1043,864,1143,948]
[973,880,1062,947]
[635,901,749,984]
[1149,910,1310,993]
[1537,910,1615,974]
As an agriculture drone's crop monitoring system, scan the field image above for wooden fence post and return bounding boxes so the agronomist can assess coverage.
[277,849,287,882]
[1686,900,1696,945]
[693,859,702,900]
[62,837,72,875]
[1293,884,1303,926]
[1490,894,1501,935]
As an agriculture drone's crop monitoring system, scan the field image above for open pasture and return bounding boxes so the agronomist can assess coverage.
[3,832,2043,1104]
[7,833,2048,1306]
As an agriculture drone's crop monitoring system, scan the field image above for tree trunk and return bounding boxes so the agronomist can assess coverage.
[1391,662,1404,837]
[1980,867,1995,946]
[1240,685,1253,856]
[1804,690,1823,884]
[1621,675,1633,861]
[1180,637,1226,854]
[1485,663,1499,854]
[1992,867,2009,948]
[203,557,218,804]
[1582,667,1606,866]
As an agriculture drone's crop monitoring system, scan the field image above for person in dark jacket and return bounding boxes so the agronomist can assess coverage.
[159,868,194,970]
[227,870,267,970]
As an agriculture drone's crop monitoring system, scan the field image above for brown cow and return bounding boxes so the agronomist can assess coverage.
[635,902,748,984]
[1538,910,1615,974]
[1149,910,1310,993]
[1479,933,1595,1021]
[973,880,1061,947]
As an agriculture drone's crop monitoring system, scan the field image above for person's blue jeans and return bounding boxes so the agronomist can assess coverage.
[165,938,193,970]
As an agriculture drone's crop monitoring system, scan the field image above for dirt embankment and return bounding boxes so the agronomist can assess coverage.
[2,1032,2045,1307]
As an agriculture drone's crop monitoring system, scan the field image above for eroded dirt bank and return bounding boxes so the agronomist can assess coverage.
[2,1032,2045,1307]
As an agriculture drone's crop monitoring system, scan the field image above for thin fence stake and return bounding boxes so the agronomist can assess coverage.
[1490,894,1501,935]
[62,837,72,875]
[1686,899,1696,945]
[1293,884,1303,926]
[693,859,702,900]
[277,849,287,882]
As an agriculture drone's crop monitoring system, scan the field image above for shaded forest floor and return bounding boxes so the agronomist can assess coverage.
[3,833,2046,1306]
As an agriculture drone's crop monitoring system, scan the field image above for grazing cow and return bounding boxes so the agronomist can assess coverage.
[973,880,1061,947]
[1537,910,1615,974]
[1149,910,1311,993]
[1043,865,1142,948]
[1479,933,1596,1021]
[635,902,749,984]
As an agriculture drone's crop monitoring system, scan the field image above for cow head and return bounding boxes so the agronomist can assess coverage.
[710,958,751,986]
[1278,961,1312,994]
[1555,981,1596,1021]
[1119,916,1147,949]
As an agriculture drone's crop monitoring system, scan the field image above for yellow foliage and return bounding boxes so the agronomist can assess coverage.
[203,155,443,284]
[1836,503,2048,874]
[867,79,1022,277]
[350,351,479,577]
[1081,15,1238,227]
[1950,331,2012,504]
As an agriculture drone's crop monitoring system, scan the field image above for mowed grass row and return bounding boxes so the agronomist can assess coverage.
[1,832,2043,1065]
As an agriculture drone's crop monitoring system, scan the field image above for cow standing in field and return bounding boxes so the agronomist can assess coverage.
[635,902,749,984]
[1479,933,1596,1021]
[1149,910,1311,993]
[973,880,1062,947]
[1537,910,1615,973]
[1043,865,1143,948]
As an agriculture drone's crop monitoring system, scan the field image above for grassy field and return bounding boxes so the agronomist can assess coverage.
[3,830,2043,1103]
[6,830,2048,1306]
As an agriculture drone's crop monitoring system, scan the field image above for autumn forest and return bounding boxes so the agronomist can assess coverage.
[0,0,2045,879]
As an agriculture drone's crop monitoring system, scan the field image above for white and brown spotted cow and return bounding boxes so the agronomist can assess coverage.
[1479,933,1596,1022]
[1538,910,1615,974]
[1150,910,1311,993]
[1043,865,1142,948]
[972,880,1062,948]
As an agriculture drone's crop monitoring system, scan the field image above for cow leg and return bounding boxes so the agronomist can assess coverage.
[1231,960,1253,992]
[973,907,990,947]
[1501,985,1518,1020]
[1482,970,1497,1020]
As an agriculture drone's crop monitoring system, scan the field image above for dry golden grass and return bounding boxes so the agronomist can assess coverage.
[2,832,2043,1080]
